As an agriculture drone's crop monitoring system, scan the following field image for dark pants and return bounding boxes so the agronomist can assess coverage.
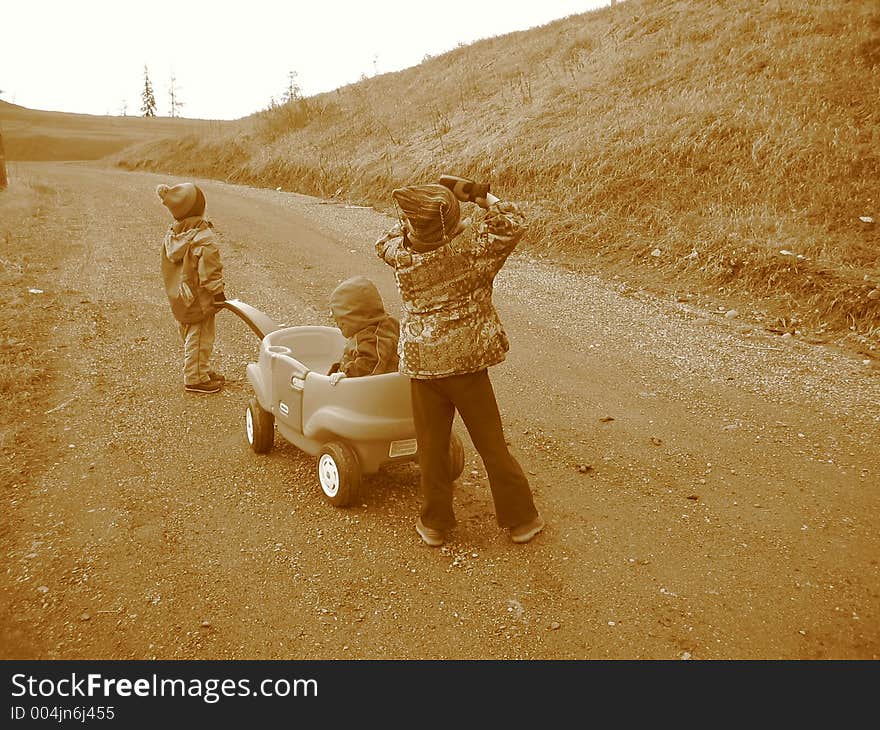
[410,369,538,531]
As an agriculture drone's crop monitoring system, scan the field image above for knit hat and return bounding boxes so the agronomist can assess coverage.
[156,183,205,220]
[392,184,461,246]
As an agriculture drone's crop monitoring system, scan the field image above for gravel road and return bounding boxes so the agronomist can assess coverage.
[2,161,878,660]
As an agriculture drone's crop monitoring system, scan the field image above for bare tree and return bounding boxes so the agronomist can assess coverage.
[282,70,301,103]
[168,73,184,118]
[0,128,8,191]
[0,90,7,189]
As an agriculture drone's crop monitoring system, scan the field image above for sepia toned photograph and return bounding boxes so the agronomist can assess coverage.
[1,0,878,684]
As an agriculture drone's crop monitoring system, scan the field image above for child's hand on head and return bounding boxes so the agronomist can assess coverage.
[439,175,490,204]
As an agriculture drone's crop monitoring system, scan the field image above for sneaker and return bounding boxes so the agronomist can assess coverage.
[509,515,545,544]
[415,517,445,547]
[185,379,223,394]
[207,370,225,382]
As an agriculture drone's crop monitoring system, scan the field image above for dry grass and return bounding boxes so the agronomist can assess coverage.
[109,0,878,348]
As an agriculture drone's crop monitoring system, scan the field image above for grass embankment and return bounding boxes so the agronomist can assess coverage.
[114,0,879,350]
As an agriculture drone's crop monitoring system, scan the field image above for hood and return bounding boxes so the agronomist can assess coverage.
[329,276,388,338]
[164,217,212,263]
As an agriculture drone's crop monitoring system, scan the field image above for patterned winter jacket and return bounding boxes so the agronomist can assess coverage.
[328,275,400,377]
[160,217,225,324]
[376,201,526,379]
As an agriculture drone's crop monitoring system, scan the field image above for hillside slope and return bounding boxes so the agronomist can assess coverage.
[0,101,226,161]
[115,0,879,349]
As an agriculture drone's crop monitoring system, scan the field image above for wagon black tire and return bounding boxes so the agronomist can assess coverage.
[246,398,274,454]
[449,431,466,481]
[317,441,361,507]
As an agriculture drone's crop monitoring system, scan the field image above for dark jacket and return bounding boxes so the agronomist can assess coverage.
[329,276,400,377]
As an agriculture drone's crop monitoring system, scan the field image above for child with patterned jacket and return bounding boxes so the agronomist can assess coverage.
[157,182,227,394]
[327,275,400,384]
[375,176,544,546]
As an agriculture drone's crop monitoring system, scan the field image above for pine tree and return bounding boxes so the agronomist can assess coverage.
[141,66,157,117]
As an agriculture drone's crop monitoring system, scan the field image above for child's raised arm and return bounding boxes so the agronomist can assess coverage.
[375,222,404,265]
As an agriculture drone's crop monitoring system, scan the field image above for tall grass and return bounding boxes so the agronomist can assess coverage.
[113,0,880,347]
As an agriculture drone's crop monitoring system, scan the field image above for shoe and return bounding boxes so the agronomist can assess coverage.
[509,515,545,544]
[185,379,223,394]
[415,517,445,547]
[207,370,225,382]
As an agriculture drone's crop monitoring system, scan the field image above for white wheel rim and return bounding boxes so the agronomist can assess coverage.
[246,407,254,444]
[318,454,340,498]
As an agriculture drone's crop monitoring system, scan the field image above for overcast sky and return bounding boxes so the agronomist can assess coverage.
[1,0,614,120]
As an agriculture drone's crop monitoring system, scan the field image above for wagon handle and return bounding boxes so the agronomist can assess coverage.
[220,299,282,339]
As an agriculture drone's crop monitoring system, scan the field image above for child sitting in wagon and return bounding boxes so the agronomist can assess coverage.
[327,275,400,384]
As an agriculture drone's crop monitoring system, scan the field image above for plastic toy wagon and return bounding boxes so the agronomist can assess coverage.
[222,299,465,506]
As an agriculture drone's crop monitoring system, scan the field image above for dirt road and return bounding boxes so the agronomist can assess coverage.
[2,161,878,660]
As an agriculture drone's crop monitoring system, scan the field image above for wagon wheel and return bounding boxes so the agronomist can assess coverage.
[317,441,361,507]
[246,397,274,453]
[449,431,466,481]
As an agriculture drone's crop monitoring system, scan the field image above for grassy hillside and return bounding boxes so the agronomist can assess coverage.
[0,101,227,161]
[117,1,880,348]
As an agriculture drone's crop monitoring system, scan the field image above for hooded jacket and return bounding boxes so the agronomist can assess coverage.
[160,217,225,324]
[329,276,400,377]
[375,200,526,379]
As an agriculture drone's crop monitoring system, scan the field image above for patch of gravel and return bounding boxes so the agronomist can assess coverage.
[499,255,880,425]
